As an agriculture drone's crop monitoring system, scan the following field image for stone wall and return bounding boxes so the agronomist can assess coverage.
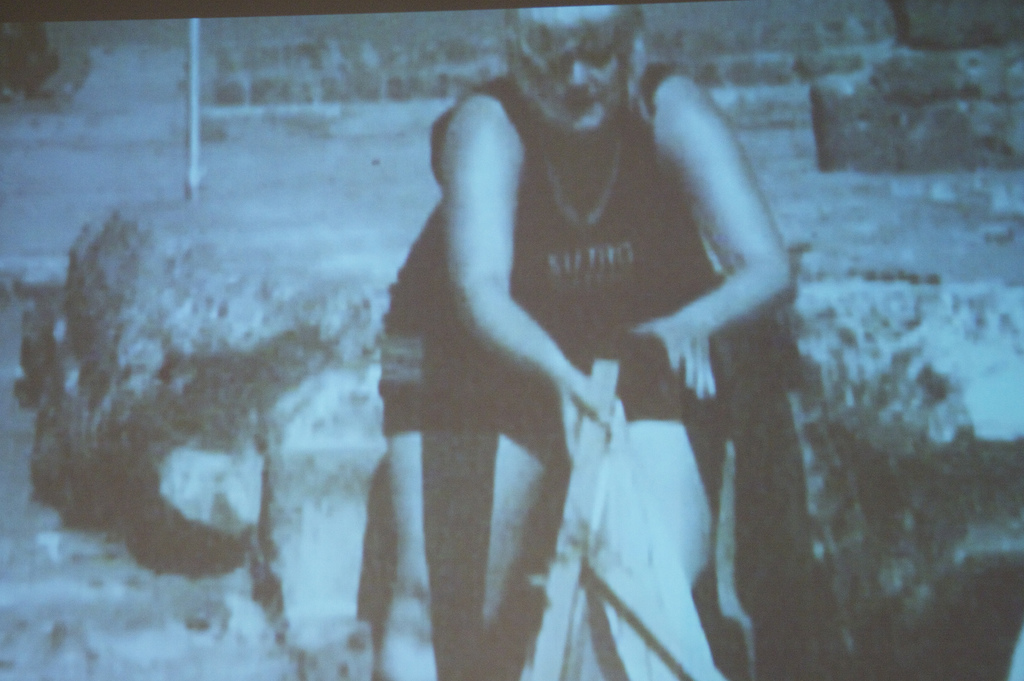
[204,14,894,109]
[811,0,1024,171]
[208,38,506,107]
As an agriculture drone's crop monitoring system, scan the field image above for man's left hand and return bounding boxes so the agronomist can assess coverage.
[633,313,716,400]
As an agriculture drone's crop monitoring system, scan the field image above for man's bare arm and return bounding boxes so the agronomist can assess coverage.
[636,75,792,397]
[655,75,792,333]
[440,95,603,422]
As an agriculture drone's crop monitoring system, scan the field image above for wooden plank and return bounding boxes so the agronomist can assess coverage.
[716,439,756,681]
[521,360,619,681]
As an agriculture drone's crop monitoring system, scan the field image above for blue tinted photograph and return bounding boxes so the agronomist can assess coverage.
[1,2,1023,680]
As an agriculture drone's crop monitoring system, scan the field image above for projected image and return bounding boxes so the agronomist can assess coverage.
[1,2,1023,680]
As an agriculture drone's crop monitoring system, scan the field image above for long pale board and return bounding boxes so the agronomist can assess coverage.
[522,367,757,681]
[521,359,620,681]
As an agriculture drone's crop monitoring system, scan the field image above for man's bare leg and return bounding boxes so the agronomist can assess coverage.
[1007,620,1024,681]
[478,422,730,681]
[626,420,730,681]
[479,434,548,681]
[378,432,438,681]
[482,435,547,625]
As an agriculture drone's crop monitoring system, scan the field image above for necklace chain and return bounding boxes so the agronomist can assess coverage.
[543,138,623,229]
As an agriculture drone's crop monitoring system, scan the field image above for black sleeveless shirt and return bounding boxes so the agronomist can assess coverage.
[386,66,721,372]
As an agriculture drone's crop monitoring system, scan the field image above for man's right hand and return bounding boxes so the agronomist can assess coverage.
[558,364,618,463]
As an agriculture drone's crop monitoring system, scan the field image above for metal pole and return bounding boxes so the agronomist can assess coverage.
[186,18,201,200]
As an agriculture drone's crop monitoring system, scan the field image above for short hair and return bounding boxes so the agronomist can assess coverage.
[507,5,643,35]
[505,5,648,117]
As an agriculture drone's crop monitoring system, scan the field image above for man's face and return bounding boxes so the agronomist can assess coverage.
[511,7,634,134]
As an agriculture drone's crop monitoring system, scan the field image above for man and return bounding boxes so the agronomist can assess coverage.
[371,6,791,681]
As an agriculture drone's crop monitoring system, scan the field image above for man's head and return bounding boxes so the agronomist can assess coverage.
[506,5,645,134]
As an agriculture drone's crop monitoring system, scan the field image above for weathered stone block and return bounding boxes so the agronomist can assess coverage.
[794,280,1024,677]
[385,75,412,101]
[215,47,241,75]
[963,365,1024,440]
[158,447,264,537]
[886,0,1024,49]
[349,69,384,101]
[794,50,865,81]
[419,72,454,100]
[250,76,293,105]
[710,85,814,130]
[201,119,229,143]
[796,282,1024,456]
[811,67,1024,171]
[321,75,347,102]
[905,99,1010,168]
[872,48,1016,105]
[721,54,795,86]
[811,76,899,171]
[244,44,283,72]
[27,214,385,578]
[213,77,247,106]
[1008,51,1024,99]
[692,61,723,87]
[1009,102,1024,154]
[283,41,324,71]
[294,77,318,105]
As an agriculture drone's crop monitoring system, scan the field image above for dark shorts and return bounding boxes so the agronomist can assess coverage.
[379,329,692,452]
